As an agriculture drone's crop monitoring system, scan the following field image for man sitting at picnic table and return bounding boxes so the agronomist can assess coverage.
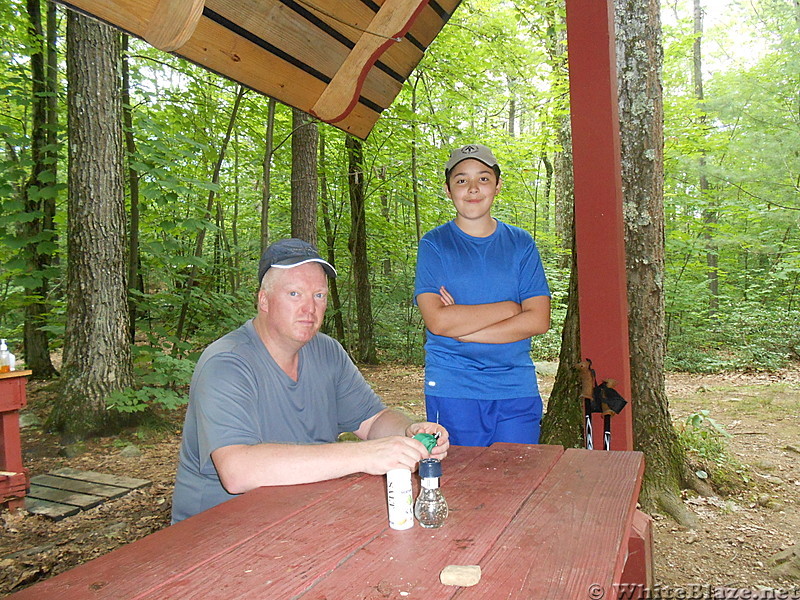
[171,238,449,523]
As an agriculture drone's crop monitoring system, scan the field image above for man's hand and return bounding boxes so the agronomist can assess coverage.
[406,421,450,460]
[356,435,430,474]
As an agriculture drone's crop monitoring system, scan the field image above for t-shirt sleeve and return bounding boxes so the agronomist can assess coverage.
[327,340,386,433]
[414,236,444,302]
[518,238,551,301]
[192,353,262,475]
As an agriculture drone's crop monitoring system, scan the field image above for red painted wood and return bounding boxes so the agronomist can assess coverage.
[1,372,30,509]
[565,0,634,451]
[6,474,371,600]
[0,372,30,412]
[455,448,644,600]
[7,445,648,600]
[293,444,564,599]
[619,509,654,598]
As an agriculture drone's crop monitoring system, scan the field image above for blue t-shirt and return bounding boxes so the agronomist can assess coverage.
[414,219,550,399]
[171,320,386,522]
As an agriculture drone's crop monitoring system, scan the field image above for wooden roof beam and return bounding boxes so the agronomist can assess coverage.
[144,0,205,52]
[310,0,429,124]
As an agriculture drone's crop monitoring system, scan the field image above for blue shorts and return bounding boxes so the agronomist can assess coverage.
[425,395,542,447]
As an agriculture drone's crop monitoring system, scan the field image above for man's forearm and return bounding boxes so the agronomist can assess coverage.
[212,441,371,493]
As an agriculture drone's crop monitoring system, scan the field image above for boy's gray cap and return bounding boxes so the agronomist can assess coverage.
[444,144,500,177]
[258,238,337,283]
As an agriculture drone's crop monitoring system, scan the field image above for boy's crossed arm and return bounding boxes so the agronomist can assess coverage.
[417,287,550,344]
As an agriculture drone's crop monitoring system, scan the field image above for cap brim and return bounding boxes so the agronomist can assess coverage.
[271,258,337,278]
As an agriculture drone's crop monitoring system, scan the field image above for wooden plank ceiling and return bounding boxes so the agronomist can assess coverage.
[57,0,463,139]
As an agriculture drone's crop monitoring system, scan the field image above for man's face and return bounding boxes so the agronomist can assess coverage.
[258,262,328,349]
[445,158,502,224]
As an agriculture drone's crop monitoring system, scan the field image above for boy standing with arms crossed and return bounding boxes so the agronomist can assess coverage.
[414,144,551,446]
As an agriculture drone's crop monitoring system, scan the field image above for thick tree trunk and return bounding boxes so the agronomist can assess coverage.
[22,0,58,379]
[291,108,318,244]
[541,12,582,442]
[616,0,698,526]
[540,241,583,448]
[346,135,377,364]
[52,11,132,438]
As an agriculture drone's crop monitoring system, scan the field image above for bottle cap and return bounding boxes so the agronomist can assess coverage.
[419,458,442,478]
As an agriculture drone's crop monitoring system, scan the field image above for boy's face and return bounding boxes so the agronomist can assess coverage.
[445,158,502,225]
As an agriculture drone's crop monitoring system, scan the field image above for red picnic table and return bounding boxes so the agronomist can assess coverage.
[0,370,32,511]
[8,443,653,599]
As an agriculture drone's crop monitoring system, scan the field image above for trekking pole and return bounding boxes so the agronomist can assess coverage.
[596,378,627,451]
[576,360,596,450]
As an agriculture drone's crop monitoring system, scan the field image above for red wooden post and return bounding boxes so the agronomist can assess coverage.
[565,0,633,450]
[0,370,32,510]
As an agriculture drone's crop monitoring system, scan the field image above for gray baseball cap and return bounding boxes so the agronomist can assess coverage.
[258,238,337,283]
[444,144,501,178]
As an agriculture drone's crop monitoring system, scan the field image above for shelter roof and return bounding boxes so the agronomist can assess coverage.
[58,0,462,139]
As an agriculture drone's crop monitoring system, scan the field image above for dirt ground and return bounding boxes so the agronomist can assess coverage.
[1,364,799,597]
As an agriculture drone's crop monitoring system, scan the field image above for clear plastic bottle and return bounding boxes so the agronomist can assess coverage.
[414,458,448,528]
[0,339,13,373]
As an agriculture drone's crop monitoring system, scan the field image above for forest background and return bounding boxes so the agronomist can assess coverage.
[0,0,798,434]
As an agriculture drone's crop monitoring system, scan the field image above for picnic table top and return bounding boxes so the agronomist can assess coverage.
[0,370,32,382]
[8,443,645,600]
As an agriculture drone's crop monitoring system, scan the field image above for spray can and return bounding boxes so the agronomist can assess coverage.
[386,468,414,530]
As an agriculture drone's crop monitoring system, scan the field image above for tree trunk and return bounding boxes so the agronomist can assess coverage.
[411,75,422,242]
[540,153,552,233]
[554,110,574,271]
[21,0,58,379]
[291,108,318,243]
[540,239,583,448]
[175,86,244,340]
[52,11,132,439]
[541,11,583,445]
[616,0,698,526]
[378,165,391,277]
[261,98,276,252]
[693,0,718,315]
[318,130,346,343]
[231,129,240,292]
[122,34,143,342]
[346,135,377,364]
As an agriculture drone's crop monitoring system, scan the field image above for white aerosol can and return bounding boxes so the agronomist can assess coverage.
[386,468,414,530]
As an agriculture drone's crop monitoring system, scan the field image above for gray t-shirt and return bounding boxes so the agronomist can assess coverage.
[171,320,386,522]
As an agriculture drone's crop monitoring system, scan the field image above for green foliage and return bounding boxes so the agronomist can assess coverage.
[106,343,195,414]
[661,0,799,372]
[0,0,796,435]
[677,410,748,495]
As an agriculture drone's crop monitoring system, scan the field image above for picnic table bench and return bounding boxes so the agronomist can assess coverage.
[8,443,652,599]
[0,370,32,511]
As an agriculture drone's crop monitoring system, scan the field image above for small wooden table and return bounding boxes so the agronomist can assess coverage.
[0,370,32,511]
[8,444,652,599]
